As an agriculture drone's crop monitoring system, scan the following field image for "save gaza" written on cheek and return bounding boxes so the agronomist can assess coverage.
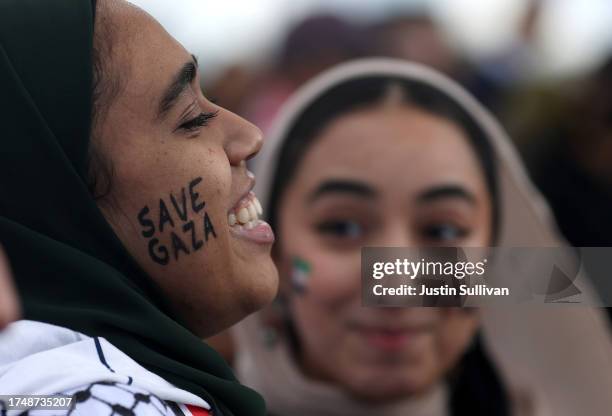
[137,177,217,265]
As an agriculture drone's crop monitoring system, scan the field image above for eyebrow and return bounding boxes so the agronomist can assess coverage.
[308,179,377,203]
[416,185,476,205]
[157,54,199,120]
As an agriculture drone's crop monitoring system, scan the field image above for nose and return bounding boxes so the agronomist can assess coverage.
[378,219,416,247]
[221,109,263,166]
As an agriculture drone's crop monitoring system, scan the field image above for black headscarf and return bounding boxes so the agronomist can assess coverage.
[0,1,265,415]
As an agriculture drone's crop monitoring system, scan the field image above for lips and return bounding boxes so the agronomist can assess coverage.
[361,329,413,351]
[348,320,436,352]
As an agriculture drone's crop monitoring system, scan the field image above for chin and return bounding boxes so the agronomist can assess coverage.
[342,368,434,404]
[212,257,279,334]
[239,257,280,313]
[181,262,278,339]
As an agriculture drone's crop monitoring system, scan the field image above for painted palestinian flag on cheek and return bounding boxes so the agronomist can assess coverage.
[291,257,311,294]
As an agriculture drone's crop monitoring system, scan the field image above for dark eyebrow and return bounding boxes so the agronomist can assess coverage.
[157,54,199,120]
[416,185,476,205]
[308,179,377,203]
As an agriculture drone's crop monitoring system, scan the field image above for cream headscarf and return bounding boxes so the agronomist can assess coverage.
[234,59,612,416]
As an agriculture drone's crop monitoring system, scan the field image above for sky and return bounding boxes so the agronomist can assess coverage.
[129,0,612,81]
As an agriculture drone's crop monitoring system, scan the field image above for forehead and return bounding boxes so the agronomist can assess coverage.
[107,3,191,102]
[293,105,489,197]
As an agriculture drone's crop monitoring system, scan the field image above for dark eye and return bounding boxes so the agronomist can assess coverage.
[421,223,468,243]
[316,220,364,240]
[179,111,218,132]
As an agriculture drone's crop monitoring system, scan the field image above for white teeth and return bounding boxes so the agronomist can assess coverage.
[247,203,257,221]
[253,198,263,216]
[228,213,237,226]
[230,195,265,228]
[237,207,250,225]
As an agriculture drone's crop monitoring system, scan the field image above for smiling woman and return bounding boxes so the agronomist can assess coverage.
[231,59,612,416]
[0,0,278,415]
[235,61,498,416]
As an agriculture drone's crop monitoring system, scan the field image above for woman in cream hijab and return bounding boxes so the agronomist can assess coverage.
[232,59,612,416]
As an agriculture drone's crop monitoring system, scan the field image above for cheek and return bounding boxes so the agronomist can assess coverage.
[283,249,359,352]
[279,213,361,304]
[299,252,361,304]
[279,215,363,361]
[464,229,491,247]
[102,140,232,272]
[403,311,478,389]
[435,310,479,367]
[125,176,224,269]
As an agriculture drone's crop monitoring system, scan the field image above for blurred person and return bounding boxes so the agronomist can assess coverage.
[275,14,369,87]
[370,13,457,76]
[0,247,20,330]
[241,14,368,133]
[205,65,256,114]
[525,56,612,247]
[0,0,279,415]
[471,0,545,124]
[517,56,612,321]
[369,12,504,114]
[477,0,543,88]
[232,59,612,416]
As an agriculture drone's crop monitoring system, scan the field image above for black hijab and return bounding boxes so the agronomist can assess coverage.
[0,1,264,415]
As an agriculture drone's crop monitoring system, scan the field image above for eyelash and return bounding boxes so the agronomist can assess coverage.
[179,111,218,132]
[421,223,469,242]
[316,219,364,238]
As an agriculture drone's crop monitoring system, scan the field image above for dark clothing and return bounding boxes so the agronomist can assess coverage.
[0,1,264,415]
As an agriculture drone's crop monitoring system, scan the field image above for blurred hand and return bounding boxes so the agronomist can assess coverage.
[0,245,20,329]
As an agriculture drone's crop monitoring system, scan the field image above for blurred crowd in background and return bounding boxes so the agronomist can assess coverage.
[123,0,612,332]
[0,1,610,414]
[181,0,611,250]
[190,1,612,410]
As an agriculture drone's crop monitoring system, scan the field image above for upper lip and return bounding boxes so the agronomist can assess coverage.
[228,176,255,213]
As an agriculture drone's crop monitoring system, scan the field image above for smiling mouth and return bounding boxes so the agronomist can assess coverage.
[346,319,437,351]
[227,191,275,244]
[356,326,433,352]
[228,191,263,229]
